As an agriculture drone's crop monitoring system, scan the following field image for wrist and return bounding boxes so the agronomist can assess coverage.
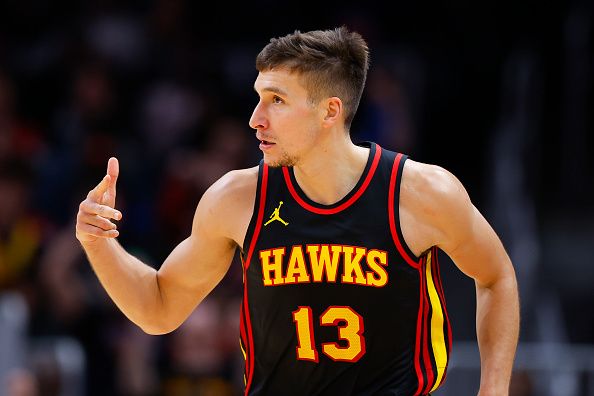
[80,237,112,254]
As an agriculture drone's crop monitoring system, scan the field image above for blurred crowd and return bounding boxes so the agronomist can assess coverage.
[0,1,422,395]
[0,1,255,393]
[0,1,593,395]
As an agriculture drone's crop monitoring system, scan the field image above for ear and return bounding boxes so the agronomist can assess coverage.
[321,97,343,128]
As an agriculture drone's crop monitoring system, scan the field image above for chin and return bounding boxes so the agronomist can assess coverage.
[263,153,296,168]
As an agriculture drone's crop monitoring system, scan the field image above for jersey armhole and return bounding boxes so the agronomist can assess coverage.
[389,153,422,269]
[241,161,268,270]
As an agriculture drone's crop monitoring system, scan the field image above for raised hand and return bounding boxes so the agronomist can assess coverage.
[76,157,123,244]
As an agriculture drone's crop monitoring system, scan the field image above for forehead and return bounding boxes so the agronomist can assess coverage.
[253,69,308,97]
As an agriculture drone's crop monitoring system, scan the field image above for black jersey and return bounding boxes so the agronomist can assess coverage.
[239,142,452,396]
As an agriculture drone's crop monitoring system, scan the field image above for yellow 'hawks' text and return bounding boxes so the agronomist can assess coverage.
[259,244,388,287]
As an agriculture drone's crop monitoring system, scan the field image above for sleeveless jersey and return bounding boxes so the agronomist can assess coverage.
[239,142,452,396]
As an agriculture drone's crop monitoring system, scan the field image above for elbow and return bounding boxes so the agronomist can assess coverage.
[476,260,518,291]
[475,271,519,304]
[140,325,171,335]
[136,316,180,335]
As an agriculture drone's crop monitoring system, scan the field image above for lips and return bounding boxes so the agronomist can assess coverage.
[259,138,275,151]
[260,141,275,148]
[256,134,275,146]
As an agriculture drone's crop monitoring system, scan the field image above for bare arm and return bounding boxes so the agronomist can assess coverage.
[76,158,255,334]
[401,162,519,396]
[448,207,519,396]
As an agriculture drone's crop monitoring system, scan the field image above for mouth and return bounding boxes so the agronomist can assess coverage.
[259,139,276,150]
[256,133,276,150]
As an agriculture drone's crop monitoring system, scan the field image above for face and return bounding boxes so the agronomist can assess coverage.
[249,69,323,167]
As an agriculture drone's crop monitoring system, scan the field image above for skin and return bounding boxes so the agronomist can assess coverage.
[76,67,518,395]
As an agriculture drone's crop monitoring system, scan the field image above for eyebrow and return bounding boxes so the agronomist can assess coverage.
[254,86,289,97]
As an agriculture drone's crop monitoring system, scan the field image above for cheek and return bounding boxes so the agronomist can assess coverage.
[290,110,319,136]
[275,108,320,147]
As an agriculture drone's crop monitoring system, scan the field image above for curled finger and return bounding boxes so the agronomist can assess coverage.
[77,222,119,239]
[78,212,118,231]
[80,200,122,220]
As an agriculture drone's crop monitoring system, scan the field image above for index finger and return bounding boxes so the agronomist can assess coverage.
[107,157,119,180]
[106,157,119,199]
[88,174,111,202]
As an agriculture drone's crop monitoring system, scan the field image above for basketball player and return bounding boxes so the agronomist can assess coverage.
[75,27,519,395]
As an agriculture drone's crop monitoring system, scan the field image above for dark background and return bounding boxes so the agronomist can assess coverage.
[0,1,592,395]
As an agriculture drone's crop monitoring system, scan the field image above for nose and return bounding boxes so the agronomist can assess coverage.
[249,101,267,130]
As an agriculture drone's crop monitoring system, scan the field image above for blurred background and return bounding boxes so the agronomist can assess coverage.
[0,0,593,395]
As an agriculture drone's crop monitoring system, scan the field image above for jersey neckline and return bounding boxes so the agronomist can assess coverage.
[281,141,382,215]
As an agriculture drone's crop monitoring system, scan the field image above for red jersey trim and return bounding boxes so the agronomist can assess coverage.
[421,253,435,394]
[414,259,426,395]
[243,163,268,395]
[282,145,382,215]
[431,246,452,389]
[388,153,421,269]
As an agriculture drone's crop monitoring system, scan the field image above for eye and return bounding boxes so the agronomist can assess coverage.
[272,95,284,104]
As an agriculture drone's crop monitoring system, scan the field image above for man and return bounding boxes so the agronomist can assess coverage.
[76,26,519,395]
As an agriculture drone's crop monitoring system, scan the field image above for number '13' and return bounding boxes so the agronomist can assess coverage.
[292,306,366,362]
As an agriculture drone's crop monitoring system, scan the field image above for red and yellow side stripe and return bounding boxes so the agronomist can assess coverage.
[388,152,452,394]
[415,246,452,395]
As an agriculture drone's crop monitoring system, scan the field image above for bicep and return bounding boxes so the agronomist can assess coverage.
[441,204,513,288]
[158,230,236,300]
[415,166,514,287]
[153,188,238,329]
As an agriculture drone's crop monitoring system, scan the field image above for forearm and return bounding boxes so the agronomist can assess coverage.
[475,274,519,396]
[81,238,164,333]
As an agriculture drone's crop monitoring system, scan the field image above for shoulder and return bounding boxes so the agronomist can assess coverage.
[205,165,260,201]
[192,165,260,244]
[400,159,474,251]
[402,159,470,208]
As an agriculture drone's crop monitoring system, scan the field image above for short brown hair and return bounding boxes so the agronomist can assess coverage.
[256,26,370,131]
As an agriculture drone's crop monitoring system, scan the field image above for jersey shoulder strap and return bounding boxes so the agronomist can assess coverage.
[241,160,268,265]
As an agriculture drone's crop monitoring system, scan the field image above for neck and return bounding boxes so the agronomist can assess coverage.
[292,134,370,205]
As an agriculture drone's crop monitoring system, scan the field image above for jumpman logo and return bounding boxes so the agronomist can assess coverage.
[264,201,289,226]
